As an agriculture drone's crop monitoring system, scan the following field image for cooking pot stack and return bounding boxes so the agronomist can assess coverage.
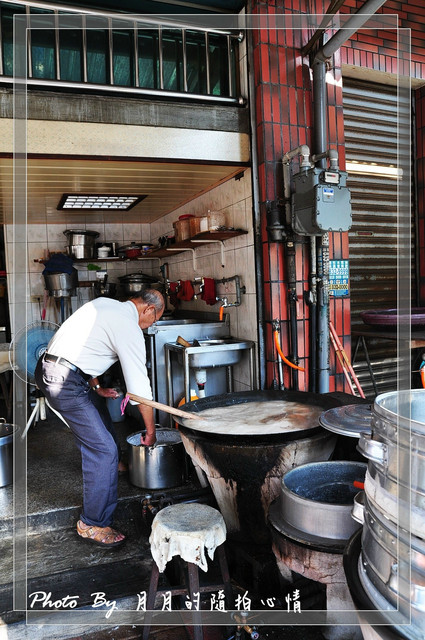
[353,390,425,640]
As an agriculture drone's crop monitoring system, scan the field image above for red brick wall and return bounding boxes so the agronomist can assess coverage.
[416,85,425,303]
[339,0,425,77]
[250,0,425,392]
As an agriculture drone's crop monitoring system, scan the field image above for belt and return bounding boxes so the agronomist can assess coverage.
[43,353,91,381]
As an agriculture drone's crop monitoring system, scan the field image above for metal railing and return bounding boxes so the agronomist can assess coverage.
[1,0,243,104]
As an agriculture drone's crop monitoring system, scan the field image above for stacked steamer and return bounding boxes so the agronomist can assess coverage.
[345,390,425,640]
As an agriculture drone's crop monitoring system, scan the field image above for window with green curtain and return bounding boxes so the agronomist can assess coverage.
[59,14,82,82]
[86,29,108,84]
[209,33,229,96]
[138,29,159,89]
[113,29,133,86]
[162,28,183,92]
[1,2,25,76]
[30,7,56,79]
[186,29,206,95]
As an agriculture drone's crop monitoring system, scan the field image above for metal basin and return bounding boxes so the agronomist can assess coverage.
[269,461,366,549]
[176,338,251,368]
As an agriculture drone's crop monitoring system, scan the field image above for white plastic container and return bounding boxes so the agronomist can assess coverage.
[97,245,111,258]
[207,210,226,230]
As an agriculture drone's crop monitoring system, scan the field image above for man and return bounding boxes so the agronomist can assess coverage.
[35,288,165,549]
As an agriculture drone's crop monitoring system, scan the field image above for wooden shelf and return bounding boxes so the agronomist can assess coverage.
[141,229,248,259]
[34,230,248,264]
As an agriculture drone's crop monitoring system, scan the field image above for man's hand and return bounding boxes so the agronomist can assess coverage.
[95,387,120,399]
[140,432,156,446]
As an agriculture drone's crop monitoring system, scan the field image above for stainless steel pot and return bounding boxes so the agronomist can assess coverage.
[0,419,17,487]
[270,461,366,545]
[65,245,94,260]
[127,428,185,489]
[63,229,99,245]
[64,229,99,259]
[43,270,78,297]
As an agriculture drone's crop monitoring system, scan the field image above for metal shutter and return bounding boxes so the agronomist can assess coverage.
[343,79,414,396]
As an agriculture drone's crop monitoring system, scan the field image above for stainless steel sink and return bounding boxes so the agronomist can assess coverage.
[176,338,253,368]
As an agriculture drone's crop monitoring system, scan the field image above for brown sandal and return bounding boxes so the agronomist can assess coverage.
[77,520,126,549]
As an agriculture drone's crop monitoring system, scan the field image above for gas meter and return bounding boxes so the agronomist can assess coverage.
[291,167,352,235]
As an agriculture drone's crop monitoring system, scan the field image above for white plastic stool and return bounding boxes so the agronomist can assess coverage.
[143,503,233,640]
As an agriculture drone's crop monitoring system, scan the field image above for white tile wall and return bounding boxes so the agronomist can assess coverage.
[5,168,258,389]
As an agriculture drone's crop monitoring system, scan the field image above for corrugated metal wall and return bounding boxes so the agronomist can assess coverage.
[343,79,414,396]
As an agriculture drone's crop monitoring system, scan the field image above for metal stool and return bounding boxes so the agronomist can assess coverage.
[143,503,233,640]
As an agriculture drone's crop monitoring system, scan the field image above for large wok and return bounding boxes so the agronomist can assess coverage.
[174,390,343,543]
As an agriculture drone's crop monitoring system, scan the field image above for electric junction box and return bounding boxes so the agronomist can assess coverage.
[291,167,352,235]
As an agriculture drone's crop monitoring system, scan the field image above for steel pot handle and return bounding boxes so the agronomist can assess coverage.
[351,491,365,524]
[357,433,388,466]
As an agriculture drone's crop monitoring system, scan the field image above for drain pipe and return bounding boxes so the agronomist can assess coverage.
[315,0,389,64]
[247,27,266,389]
[312,0,388,393]
[312,54,330,393]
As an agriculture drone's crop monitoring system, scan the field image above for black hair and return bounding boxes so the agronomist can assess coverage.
[130,288,165,310]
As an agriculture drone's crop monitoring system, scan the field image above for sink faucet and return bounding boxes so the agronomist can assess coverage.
[216,296,228,321]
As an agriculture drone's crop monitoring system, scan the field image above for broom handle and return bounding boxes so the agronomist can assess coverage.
[127,392,203,420]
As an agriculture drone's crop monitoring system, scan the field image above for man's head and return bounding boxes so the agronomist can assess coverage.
[130,289,165,329]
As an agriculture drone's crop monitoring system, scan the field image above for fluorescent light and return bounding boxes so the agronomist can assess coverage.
[57,194,146,211]
[346,162,402,178]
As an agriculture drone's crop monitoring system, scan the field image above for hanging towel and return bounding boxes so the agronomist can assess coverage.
[177,280,195,301]
[201,278,217,305]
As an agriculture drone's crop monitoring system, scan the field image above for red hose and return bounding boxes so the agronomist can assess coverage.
[273,330,305,372]
[353,480,364,490]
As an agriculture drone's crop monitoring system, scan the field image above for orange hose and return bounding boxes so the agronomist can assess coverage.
[219,305,224,321]
[421,366,425,389]
[273,330,305,372]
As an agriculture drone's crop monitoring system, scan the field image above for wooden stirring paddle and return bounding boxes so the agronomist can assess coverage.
[126,392,203,421]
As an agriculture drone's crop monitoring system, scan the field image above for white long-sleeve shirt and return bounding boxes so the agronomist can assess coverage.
[46,297,152,402]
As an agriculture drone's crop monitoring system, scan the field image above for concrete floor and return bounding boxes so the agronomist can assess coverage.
[0,400,333,640]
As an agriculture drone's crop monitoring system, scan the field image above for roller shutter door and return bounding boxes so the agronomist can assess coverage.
[343,79,414,396]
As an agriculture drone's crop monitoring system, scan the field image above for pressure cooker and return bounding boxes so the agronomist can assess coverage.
[118,272,164,296]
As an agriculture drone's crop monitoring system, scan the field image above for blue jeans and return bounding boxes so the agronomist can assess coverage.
[35,357,119,528]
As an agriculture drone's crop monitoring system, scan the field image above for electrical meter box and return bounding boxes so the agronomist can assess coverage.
[291,167,352,235]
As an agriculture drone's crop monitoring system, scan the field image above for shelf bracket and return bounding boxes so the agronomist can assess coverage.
[191,239,225,267]
[166,247,197,271]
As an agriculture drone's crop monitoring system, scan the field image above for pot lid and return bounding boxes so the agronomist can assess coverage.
[118,243,144,251]
[319,403,372,438]
[118,271,160,283]
[127,429,181,447]
[63,229,100,237]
